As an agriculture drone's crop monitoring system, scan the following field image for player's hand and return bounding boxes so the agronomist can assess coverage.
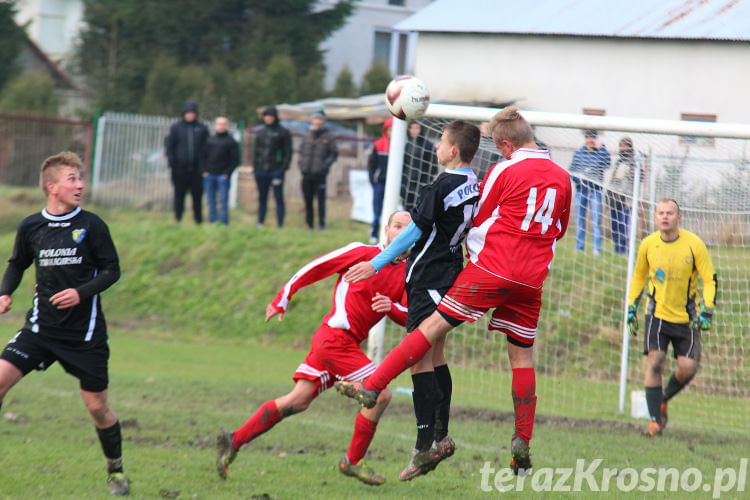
[699,305,712,331]
[265,303,283,322]
[0,295,12,314]
[50,288,80,309]
[626,304,638,337]
[371,293,392,313]
[344,262,376,283]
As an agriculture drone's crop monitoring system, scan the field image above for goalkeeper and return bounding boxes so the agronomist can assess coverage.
[626,199,717,437]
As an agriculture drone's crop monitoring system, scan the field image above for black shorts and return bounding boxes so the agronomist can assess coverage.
[643,315,701,361]
[406,285,451,332]
[1,329,110,392]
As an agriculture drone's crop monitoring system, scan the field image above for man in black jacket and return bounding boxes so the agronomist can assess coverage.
[166,101,209,223]
[298,110,338,231]
[253,107,292,228]
[204,117,239,225]
[401,121,437,211]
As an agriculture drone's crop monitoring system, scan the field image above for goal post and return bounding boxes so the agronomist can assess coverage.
[369,103,750,434]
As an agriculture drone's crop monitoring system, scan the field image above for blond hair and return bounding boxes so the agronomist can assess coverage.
[40,151,84,194]
[489,106,534,148]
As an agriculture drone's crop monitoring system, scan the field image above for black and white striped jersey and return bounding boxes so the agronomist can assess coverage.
[406,167,479,289]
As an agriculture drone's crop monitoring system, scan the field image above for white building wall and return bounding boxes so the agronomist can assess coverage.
[414,33,750,122]
[318,0,432,91]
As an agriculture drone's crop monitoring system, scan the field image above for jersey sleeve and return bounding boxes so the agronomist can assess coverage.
[272,242,370,312]
[371,222,422,271]
[628,239,650,307]
[75,216,121,300]
[411,181,441,232]
[693,238,717,310]
[0,219,35,296]
[386,290,408,327]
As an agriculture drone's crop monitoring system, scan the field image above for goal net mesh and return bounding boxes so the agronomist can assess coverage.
[385,113,749,434]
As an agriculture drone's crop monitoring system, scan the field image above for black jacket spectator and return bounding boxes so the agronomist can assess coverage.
[298,125,338,179]
[166,102,209,172]
[205,131,239,177]
[254,109,292,172]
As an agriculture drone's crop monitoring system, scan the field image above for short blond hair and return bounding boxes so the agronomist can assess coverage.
[489,106,534,148]
[40,151,84,194]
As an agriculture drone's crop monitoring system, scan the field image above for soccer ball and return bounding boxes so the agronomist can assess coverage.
[384,76,430,121]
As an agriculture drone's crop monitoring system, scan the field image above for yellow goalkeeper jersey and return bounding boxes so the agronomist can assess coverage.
[628,229,717,323]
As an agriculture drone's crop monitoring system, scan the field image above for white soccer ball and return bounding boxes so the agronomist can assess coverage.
[384,76,430,121]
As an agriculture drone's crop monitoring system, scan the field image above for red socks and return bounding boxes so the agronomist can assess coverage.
[511,367,537,445]
[346,412,377,465]
[364,329,432,392]
[233,400,282,449]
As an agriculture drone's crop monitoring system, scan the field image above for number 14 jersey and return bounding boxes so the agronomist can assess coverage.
[466,148,572,289]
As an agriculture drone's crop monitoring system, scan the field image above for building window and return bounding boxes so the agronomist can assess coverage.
[389,0,405,6]
[373,30,391,67]
[680,113,716,147]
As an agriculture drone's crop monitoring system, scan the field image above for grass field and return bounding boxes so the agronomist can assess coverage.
[0,188,748,499]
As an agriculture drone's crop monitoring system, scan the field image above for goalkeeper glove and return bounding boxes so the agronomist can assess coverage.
[699,305,713,331]
[626,304,638,337]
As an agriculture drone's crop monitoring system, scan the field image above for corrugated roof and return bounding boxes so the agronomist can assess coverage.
[395,0,750,41]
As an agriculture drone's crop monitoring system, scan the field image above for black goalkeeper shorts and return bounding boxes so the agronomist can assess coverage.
[643,315,701,361]
[1,328,110,392]
[406,285,451,332]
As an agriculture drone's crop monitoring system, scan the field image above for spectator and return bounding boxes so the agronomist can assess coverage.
[253,106,292,228]
[298,110,338,231]
[606,137,641,254]
[569,129,610,255]
[203,117,239,225]
[368,118,392,243]
[401,121,437,211]
[166,100,209,224]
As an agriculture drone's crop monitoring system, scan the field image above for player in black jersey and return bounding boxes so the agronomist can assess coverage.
[0,152,128,496]
[342,121,480,480]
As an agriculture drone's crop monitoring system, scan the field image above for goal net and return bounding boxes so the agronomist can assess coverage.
[379,105,749,435]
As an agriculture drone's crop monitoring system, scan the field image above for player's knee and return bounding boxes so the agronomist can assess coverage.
[85,399,110,420]
[376,387,392,407]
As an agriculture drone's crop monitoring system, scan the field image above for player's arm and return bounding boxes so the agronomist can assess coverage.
[344,222,422,283]
[0,222,35,313]
[626,240,650,335]
[269,243,370,318]
[557,181,573,239]
[694,239,717,329]
[371,291,408,327]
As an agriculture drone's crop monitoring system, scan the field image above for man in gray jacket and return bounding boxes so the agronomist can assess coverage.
[298,111,338,230]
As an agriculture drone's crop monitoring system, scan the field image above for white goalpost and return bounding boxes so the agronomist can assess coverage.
[369,103,750,434]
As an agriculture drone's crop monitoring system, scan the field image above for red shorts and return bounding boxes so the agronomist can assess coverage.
[437,262,542,346]
[293,324,376,395]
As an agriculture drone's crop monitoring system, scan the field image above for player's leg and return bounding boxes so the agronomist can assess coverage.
[643,315,667,435]
[507,339,535,475]
[339,389,392,486]
[661,323,701,429]
[0,359,24,410]
[431,335,456,469]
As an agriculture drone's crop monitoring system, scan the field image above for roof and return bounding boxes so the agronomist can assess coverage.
[395,0,750,41]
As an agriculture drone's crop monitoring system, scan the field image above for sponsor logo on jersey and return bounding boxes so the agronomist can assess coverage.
[38,247,82,267]
[655,268,665,284]
[72,228,87,243]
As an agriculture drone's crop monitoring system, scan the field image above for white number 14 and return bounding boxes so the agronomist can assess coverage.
[521,187,556,233]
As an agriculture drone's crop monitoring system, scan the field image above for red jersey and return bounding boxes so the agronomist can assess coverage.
[466,148,571,288]
[271,242,407,343]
